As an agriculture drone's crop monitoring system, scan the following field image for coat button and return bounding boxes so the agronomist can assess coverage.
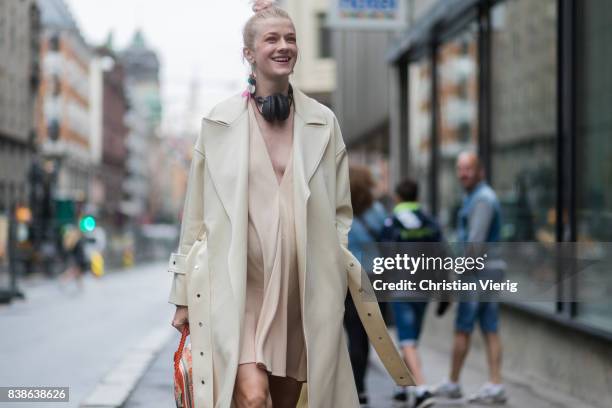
[200,351,204,356]
[201,379,205,384]
[199,322,203,327]
[197,293,201,298]
[349,262,354,267]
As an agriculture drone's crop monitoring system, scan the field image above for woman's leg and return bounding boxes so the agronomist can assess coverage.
[233,363,270,408]
[268,375,303,408]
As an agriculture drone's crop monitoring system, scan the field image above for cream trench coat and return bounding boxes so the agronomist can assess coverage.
[167,85,413,408]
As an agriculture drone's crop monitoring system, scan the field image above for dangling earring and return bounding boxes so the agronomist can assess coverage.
[247,69,256,95]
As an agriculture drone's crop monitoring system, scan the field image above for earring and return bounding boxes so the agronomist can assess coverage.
[247,69,256,95]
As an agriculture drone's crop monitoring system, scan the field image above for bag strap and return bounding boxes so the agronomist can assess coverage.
[174,324,190,371]
[345,249,416,386]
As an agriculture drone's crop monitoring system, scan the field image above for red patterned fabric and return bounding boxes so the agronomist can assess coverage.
[174,324,194,408]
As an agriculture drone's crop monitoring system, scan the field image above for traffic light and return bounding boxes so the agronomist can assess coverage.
[79,215,96,233]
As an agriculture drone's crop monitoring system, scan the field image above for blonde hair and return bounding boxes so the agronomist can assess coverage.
[243,0,293,51]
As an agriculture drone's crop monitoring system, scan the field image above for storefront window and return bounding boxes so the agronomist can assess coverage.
[436,22,479,237]
[489,0,557,313]
[490,0,557,243]
[576,0,612,331]
[408,58,432,212]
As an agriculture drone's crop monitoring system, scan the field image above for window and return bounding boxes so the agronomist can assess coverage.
[490,0,557,243]
[408,58,433,212]
[317,12,332,59]
[436,22,479,237]
[575,0,612,331]
[489,0,558,313]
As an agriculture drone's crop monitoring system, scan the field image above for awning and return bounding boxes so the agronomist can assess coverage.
[386,0,480,63]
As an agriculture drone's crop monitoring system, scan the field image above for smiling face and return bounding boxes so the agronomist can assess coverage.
[244,17,298,81]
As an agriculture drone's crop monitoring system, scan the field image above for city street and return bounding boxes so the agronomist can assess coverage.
[0,262,174,408]
[0,262,599,407]
[128,330,594,408]
[1,0,611,406]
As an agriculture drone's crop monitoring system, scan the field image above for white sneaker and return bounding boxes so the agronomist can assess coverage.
[432,381,462,399]
[468,382,507,404]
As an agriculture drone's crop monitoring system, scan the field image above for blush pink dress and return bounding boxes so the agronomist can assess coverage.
[238,100,307,382]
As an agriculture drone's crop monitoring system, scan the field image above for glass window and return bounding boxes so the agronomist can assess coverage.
[489,0,558,313]
[488,0,558,308]
[436,22,479,237]
[408,58,433,212]
[317,12,331,59]
[575,0,612,331]
[490,0,557,243]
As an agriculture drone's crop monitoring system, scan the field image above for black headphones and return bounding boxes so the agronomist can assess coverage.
[251,84,294,122]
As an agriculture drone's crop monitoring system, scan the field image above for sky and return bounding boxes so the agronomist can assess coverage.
[66,0,254,137]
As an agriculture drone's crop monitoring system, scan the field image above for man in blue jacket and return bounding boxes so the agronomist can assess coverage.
[434,151,507,404]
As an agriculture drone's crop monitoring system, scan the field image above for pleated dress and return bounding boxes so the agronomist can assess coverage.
[238,99,308,382]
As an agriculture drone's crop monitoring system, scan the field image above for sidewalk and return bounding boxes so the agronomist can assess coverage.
[366,326,595,407]
[125,324,595,408]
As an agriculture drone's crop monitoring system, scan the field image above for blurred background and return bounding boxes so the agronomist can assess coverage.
[0,0,610,407]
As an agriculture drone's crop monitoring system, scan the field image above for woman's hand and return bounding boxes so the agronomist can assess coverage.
[172,305,189,333]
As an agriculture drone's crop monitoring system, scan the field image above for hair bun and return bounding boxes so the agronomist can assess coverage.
[252,0,275,13]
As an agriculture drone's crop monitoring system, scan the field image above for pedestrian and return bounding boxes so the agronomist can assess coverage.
[379,178,442,408]
[343,165,388,406]
[58,225,88,291]
[433,151,507,404]
[168,1,411,407]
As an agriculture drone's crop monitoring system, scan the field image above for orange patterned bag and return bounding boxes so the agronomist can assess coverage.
[174,324,194,408]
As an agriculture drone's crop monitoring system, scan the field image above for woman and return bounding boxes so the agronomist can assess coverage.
[343,165,389,406]
[168,2,412,407]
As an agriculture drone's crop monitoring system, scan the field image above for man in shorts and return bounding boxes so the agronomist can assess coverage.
[433,151,507,405]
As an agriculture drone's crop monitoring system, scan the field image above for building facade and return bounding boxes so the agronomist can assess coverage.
[387,0,612,404]
[0,0,40,214]
[94,45,129,228]
[119,31,162,222]
[330,20,403,199]
[279,0,336,107]
[36,0,93,203]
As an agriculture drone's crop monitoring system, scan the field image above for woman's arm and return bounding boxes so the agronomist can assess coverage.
[168,144,206,307]
[332,115,354,255]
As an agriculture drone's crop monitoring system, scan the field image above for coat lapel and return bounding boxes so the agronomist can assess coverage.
[291,88,331,311]
[200,86,331,310]
[200,93,249,312]
[292,87,331,203]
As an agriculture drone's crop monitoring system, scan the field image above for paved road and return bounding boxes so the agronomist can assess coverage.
[0,261,173,408]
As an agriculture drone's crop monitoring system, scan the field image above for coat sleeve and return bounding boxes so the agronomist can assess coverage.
[167,141,206,306]
[332,114,354,254]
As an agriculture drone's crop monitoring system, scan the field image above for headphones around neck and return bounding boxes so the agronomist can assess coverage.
[251,84,294,122]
